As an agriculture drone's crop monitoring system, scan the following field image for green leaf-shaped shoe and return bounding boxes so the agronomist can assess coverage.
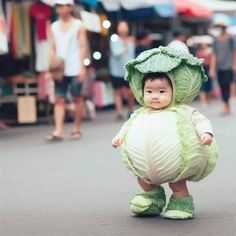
[130,186,166,216]
[162,195,194,220]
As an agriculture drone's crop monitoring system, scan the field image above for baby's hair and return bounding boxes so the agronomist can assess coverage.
[142,72,172,93]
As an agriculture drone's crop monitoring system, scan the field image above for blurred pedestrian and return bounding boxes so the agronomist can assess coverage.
[196,42,213,107]
[109,21,135,120]
[0,119,8,131]
[46,0,87,141]
[209,24,236,115]
[168,29,189,53]
[135,31,152,57]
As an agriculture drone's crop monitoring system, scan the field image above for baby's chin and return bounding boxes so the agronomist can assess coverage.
[148,104,171,110]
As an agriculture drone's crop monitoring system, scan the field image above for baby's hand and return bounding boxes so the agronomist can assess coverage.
[112,136,122,148]
[201,133,213,145]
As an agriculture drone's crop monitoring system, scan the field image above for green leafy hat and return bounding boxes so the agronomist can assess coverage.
[125,46,208,106]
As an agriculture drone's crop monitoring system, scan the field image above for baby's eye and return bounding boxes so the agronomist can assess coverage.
[160,90,165,93]
[146,90,152,94]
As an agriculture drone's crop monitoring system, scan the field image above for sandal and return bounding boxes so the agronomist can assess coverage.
[46,134,63,142]
[70,131,82,140]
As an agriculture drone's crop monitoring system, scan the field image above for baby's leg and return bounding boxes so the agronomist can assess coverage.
[137,176,155,192]
[130,177,166,216]
[169,179,189,198]
[162,180,194,219]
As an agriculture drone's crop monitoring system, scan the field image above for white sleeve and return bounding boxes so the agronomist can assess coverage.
[191,110,214,137]
[116,121,129,139]
[115,110,139,138]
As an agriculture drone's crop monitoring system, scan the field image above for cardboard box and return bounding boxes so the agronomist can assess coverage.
[17,96,37,124]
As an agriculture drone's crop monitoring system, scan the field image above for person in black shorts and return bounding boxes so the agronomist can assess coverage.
[210,23,236,115]
[109,21,135,120]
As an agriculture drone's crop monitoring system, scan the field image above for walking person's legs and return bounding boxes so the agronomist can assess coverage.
[200,91,207,106]
[70,76,84,140]
[111,76,126,119]
[123,86,135,115]
[53,97,66,137]
[70,95,84,139]
[114,88,125,119]
[0,119,9,131]
[46,78,68,141]
[218,70,232,114]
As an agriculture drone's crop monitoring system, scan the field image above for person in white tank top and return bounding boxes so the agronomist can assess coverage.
[46,0,88,141]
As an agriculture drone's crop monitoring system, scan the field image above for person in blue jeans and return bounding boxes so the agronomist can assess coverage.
[46,0,87,141]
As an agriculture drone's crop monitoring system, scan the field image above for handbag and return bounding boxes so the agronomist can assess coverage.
[49,35,72,81]
[49,57,65,81]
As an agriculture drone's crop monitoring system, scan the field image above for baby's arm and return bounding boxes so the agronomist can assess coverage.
[191,110,213,145]
[112,107,146,148]
[112,122,129,148]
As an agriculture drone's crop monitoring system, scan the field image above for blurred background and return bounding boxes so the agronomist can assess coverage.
[1,1,236,235]
[1,0,236,127]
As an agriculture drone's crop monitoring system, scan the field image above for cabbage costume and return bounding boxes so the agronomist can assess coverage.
[118,46,219,219]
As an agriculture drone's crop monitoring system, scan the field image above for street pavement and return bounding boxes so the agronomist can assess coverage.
[0,99,236,236]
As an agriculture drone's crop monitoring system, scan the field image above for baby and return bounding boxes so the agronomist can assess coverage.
[112,47,218,220]
[113,73,213,148]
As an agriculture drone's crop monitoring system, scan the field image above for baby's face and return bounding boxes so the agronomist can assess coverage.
[143,79,172,110]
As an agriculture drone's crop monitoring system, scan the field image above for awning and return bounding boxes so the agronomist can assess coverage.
[212,13,236,27]
[80,0,97,8]
[196,0,236,14]
[98,0,176,20]
[173,0,212,19]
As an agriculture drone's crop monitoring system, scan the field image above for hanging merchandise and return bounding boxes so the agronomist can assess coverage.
[0,0,8,54]
[35,39,50,72]
[30,1,51,41]
[22,1,31,56]
[80,10,101,33]
[94,81,114,107]
[30,1,52,72]
[7,1,32,58]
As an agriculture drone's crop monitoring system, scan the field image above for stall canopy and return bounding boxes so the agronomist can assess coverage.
[80,0,97,8]
[212,13,236,27]
[173,0,213,19]
[196,0,236,15]
[98,0,176,20]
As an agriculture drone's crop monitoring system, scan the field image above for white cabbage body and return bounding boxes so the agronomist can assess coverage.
[122,110,210,185]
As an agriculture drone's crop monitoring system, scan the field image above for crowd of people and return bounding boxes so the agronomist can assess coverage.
[0,0,236,137]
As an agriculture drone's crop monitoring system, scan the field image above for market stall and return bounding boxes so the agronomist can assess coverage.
[0,0,215,124]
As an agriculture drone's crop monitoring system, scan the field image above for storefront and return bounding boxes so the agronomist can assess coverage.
[0,0,214,124]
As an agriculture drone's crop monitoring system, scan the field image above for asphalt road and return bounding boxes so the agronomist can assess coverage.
[1,100,236,236]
